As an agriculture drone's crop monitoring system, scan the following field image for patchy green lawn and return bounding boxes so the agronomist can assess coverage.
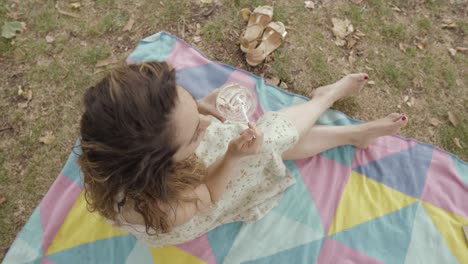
[0,0,467,259]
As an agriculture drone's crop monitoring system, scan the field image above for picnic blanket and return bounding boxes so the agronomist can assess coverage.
[3,32,468,264]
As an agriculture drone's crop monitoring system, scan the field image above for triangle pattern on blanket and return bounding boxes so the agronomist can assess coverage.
[273,160,325,230]
[422,202,468,263]
[222,210,324,264]
[207,221,242,264]
[353,143,433,198]
[320,145,356,167]
[46,191,127,255]
[125,240,155,264]
[331,202,419,264]
[404,202,459,264]
[328,171,418,235]
[47,235,137,264]
[150,246,205,264]
[317,238,384,264]
[452,155,468,188]
[243,238,324,264]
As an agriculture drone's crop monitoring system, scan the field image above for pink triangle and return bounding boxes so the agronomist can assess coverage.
[421,149,468,218]
[41,257,56,264]
[166,40,211,70]
[317,238,384,264]
[352,135,417,168]
[296,155,352,233]
[176,234,217,264]
[225,70,264,122]
[39,174,82,252]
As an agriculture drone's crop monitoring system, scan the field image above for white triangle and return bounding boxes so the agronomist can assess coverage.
[223,210,324,264]
[2,238,41,264]
[404,203,459,264]
[126,240,153,264]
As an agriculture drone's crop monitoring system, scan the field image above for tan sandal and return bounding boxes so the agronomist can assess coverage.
[245,21,287,66]
[240,6,273,53]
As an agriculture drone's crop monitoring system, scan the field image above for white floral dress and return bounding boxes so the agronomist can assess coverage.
[111,112,299,247]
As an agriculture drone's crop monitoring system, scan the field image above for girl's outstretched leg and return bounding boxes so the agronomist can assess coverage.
[279,73,368,139]
[282,113,408,160]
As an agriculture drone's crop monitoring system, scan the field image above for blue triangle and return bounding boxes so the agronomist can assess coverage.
[125,240,154,264]
[354,144,433,198]
[47,235,137,264]
[451,154,468,188]
[272,160,324,231]
[61,139,83,187]
[320,145,356,167]
[331,202,419,264]
[243,238,324,264]
[3,208,44,264]
[255,79,307,112]
[128,32,175,63]
[176,63,235,99]
[207,221,243,264]
[404,203,459,263]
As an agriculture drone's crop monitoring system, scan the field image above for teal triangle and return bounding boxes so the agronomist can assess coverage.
[3,208,43,264]
[272,160,324,231]
[331,202,419,263]
[207,221,243,264]
[451,154,468,188]
[244,238,324,264]
[125,240,154,264]
[404,203,458,264]
[223,210,324,263]
[128,32,175,63]
[320,145,356,167]
[47,235,137,264]
[256,79,307,112]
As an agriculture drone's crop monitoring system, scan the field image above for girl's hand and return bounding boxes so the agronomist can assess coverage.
[197,88,225,122]
[227,122,263,159]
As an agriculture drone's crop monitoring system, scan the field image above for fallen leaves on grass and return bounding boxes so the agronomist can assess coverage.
[55,3,80,18]
[45,34,55,43]
[304,1,315,9]
[447,112,459,127]
[441,18,457,29]
[332,18,353,46]
[39,131,55,145]
[429,118,442,127]
[70,2,81,9]
[448,48,457,57]
[123,18,135,32]
[17,85,33,108]
[453,138,463,149]
[1,21,26,39]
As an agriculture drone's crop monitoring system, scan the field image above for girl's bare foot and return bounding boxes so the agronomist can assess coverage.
[352,113,408,148]
[310,73,369,104]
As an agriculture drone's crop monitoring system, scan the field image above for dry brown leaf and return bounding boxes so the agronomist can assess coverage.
[448,48,457,57]
[391,6,402,12]
[347,38,357,49]
[441,19,457,29]
[304,1,315,9]
[416,43,424,50]
[17,85,24,96]
[399,43,407,53]
[429,118,442,127]
[70,2,81,9]
[334,38,346,47]
[367,80,375,85]
[332,18,352,39]
[453,138,463,149]
[45,35,55,43]
[123,18,135,32]
[0,196,5,205]
[55,3,80,18]
[39,131,55,145]
[351,0,363,4]
[240,8,251,22]
[18,102,28,108]
[447,112,459,127]
[265,76,280,86]
[355,30,365,37]
[193,36,202,43]
[95,55,118,68]
[404,95,409,102]
[456,47,468,53]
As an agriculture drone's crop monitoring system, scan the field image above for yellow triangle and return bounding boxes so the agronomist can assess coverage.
[150,245,206,264]
[328,171,418,235]
[422,202,468,262]
[46,191,127,255]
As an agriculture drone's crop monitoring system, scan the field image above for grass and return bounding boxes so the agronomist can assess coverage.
[0,0,467,260]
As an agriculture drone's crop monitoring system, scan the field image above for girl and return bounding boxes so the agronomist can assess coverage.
[78,61,407,247]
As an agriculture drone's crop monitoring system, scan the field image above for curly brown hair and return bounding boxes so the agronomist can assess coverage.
[78,61,205,235]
